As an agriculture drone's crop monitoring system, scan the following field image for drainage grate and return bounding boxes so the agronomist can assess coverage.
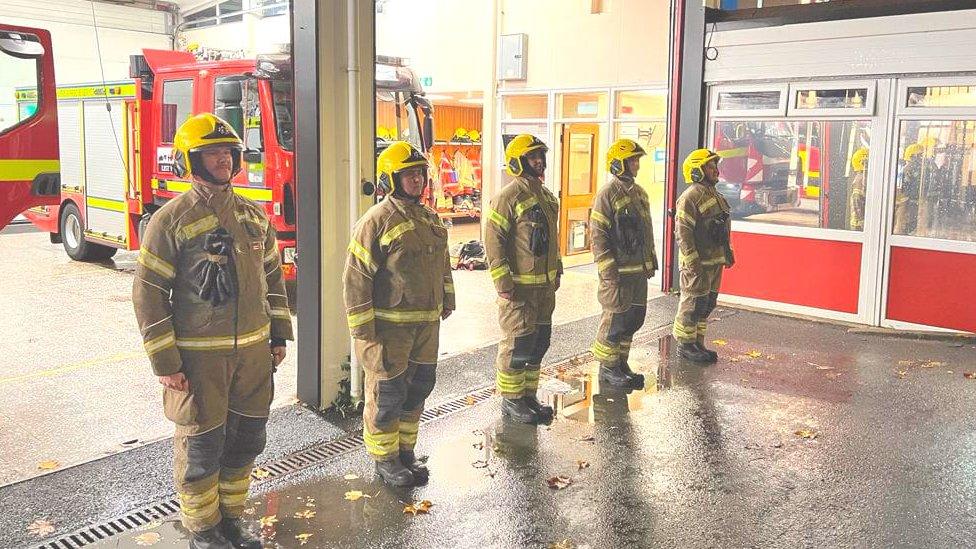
[34,386,496,549]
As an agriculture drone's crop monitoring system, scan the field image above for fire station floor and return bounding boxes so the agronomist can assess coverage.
[5,283,976,549]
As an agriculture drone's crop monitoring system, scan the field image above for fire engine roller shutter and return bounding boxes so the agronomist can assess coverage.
[57,102,84,190]
[83,100,127,242]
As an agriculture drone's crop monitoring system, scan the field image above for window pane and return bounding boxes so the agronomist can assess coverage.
[615,90,666,119]
[1,33,41,134]
[716,90,781,111]
[907,85,976,108]
[794,88,868,110]
[184,7,216,29]
[615,122,666,276]
[711,119,872,230]
[502,95,547,119]
[214,77,262,150]
[567,134,594,196]
[566,207,590,254]
[893,120,976,242]
[558,92,608,119]
[161,79,194,143]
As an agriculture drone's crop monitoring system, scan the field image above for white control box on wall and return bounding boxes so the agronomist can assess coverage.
[499,33,528,81]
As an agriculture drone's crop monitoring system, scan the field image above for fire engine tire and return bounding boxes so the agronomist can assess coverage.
[60,202,117,262]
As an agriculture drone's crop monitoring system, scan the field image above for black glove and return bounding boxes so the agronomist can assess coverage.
[195,228,237,306]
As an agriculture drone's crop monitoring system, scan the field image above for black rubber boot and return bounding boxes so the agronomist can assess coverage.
[599,362,635,387]
[399,449,429,485]
[521,394,554,420]
[619,361,646,386]
[501,396,539,424]
[678,342,713,363]
[695,342,719,362]
[189,526,234,549]
[375,459,415,487]
[218,518,262,549]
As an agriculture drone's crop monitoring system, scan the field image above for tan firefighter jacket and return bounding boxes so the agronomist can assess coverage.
[590,175,658,281]
[133,182,294,376]
[485,176,563,294]
[675,182,734,270]
[343,195,455,340]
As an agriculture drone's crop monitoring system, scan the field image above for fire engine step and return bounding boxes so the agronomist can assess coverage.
[32,386,496,549]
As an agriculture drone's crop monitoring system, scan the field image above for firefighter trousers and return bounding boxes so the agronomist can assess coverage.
[495,286,556,399]
[164,342,274,532]
[355,321,439,462]
[592,277,648,366]
[673,265,723,345]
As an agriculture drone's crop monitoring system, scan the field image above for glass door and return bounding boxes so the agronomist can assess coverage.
[559,123,599,257]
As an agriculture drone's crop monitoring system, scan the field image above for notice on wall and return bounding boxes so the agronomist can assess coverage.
[157,146,174,173]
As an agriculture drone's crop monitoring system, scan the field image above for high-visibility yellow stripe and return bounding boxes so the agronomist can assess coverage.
[613,196,632,210]
[399,421,419,446]
[672,321,698,339]
[374,308,441,323]
[618,262,654,274]
[702,255,727,266]
[496,370,525,395]
[176,324,271,350]
[87,197,126,212]
[138,248,176,280]
[700,197,718,212]
[348,240,377,272]
[590,209,611,228]
[271,307,291,319]
[218,492,249,507]
[717,147,747,158]
[514,196,539,217]
[155,179,272,202]
[0,159,60,182]
[591,340,619,360]
[597,257,616,273]
[490,264,511,281]
[487,208,510,231]
[676,210,696,227]
[444,282,455,293]
[178,486,219,519]
[512,270,558,285]
[364,430,399,457]
[178,214,219,242]
[219,477,251,492]
[144,332,176,356]
[380,220,415,246]
[346,308,375,328]
[678,250,699,265]
[524,369,541,390]
[263,248,278,264]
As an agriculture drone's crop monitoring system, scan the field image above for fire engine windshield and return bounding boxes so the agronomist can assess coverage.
[376,90,424,152]
[271,80,293,151]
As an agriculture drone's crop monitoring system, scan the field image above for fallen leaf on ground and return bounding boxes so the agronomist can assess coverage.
[815,365,834,370]
[898,360,917,367]
[712,339,728,346]
[947,370,954,374]
[895,370,907,379]
[295,533,313,545]
[344,491,370,501]
[964,372,976,379]
[37,460,60,471]
[403,500,434,515]
[576,460,590,471]
[294,509,316,519]
[729,357,740,363]
[576,435,595,443]
[921,361,944,368]
[472,460,489,469]
[549,539,576,549]
[795,429,819,439]
[27,519,56,537]
[133,532,161,546]
[343,473,359,480]
[252,468,271,479]
[258,515,278,528]
[465,395,477,406]
[547,475,573,490]
[746,350,763,359]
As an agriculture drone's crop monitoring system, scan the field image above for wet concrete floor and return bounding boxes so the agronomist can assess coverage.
[85,310,976,549]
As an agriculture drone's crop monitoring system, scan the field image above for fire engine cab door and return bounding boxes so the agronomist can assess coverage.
[0,25,59,230]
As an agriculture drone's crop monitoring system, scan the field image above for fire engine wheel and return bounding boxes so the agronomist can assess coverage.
[60,202,117,261]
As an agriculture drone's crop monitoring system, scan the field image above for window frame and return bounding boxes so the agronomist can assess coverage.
[0,43,43,137]
[160,78,194,144]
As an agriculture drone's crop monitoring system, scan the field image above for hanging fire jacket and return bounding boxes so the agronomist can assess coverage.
[484,175,563,293]
[590,176,658,280]
[344,195,455,340]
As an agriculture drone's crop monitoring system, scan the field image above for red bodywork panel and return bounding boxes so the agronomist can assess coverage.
[886,247,976,333]
[0,25,59,230]
[721,231,862,314]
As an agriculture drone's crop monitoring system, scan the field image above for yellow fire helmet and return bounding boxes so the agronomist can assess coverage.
[505,134,548,176]
[172,113,243,182]
[607,138,647,177]
[682,148,720,184]
[851,147,869,172]
[903,143,924,162]
[376,141,427,193]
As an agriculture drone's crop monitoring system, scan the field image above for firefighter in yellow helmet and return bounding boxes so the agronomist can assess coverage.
[848,147,868,231]
[672,149,734,363]
[343,141,454,487]
[132,113,292,549]
[589,138,658,387]
[895,143,925,234]
[485,134,561,423]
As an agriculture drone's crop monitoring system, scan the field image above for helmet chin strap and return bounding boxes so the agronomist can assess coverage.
[391,173,424,202]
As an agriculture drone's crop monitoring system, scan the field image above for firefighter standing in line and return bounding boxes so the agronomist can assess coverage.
[343,141,455,487]
[848,147,868,231]
[485,134,562,424]
[589,138,658,388]
[133,114,293,549]
[672,149,734,363]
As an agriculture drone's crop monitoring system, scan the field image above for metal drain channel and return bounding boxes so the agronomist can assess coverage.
[34,386,496,549]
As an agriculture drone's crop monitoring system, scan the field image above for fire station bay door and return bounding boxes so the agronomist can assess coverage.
[559,123,599,260]
[705,80,897,326]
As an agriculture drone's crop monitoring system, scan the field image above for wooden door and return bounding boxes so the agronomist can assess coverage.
[559,123,599,256]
